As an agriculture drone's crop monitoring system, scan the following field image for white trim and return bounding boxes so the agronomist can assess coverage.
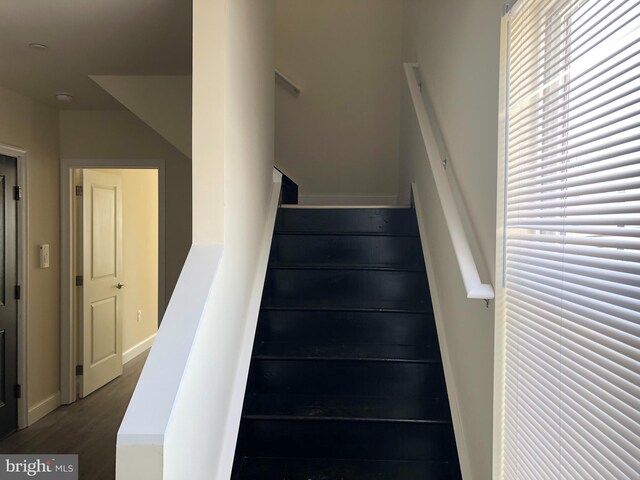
[215,171,282,480]
[273,164,302,186]
[123,334,157,365]
[27,392,60,426]
[298,194,399,206]
[117,245,224,446]
[412,183,473,480]
[493,16,510,480]
[0,143,28,430]
[60,158,167,405]
[116,444,163,480]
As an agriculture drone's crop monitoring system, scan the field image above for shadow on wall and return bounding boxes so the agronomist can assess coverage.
[60,109,192,305]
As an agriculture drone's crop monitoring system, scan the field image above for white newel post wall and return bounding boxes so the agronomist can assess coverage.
[116,1,278,478]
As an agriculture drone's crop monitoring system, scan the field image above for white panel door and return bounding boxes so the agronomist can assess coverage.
[81,170,123,397]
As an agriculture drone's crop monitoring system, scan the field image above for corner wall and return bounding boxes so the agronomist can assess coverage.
[399,1,503,478]
[191,0,225,244]
[90,76,192,158]
[0,85,60,420]
[275,0,404,203]
[162,1,276,478]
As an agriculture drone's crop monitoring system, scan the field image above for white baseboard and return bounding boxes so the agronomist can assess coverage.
[123,334,157,365]
[412,183,473,480]
[299,194,399,206]
[28,392,61,426]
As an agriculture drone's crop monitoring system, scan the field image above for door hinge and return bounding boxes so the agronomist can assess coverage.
[75,276,83,287]
[75,365,83,376]
[13,186,22,201]
[14,285,20,300]
[75,185,83,196]
[13,384,21,399]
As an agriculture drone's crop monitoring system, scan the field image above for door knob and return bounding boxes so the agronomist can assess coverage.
[116,283,125,289]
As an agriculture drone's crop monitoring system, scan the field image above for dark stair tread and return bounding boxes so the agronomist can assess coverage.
[274,231,420,237]
[261,305,435,315]
[244,394,451,423]
[275,208,419,235]
[253,342,440,363]
[270,233,425,267]
[260,306,434,315]
[263,268,431,311]
[261,301,433,313]
[260,298,433,313]
[235,457,459,480]
[233,207,461,478]
[240,420,456,462]
[268,263,426,272]
[257,310,438,347]
[250,360,446,399]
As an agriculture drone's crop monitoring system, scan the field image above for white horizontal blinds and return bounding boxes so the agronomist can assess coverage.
[503,0,640,479]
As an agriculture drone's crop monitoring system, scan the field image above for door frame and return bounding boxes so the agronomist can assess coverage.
[0,143,28,429]
[60,158,166,405]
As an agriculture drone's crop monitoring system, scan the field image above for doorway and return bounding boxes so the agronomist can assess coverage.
[75,168,160,398]
[61,160,166,404]
[0,155,18,438]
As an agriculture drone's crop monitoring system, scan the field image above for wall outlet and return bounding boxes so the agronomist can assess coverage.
[137,310,142,323]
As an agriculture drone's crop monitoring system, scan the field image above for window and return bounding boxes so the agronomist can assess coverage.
[499,0,640,478]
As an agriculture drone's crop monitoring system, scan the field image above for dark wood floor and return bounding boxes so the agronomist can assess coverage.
[0,352,147,480]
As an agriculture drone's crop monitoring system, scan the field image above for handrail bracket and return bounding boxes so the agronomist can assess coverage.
[275,70,301,97]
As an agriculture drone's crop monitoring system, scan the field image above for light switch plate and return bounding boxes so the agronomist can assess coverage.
[39,244,50,268]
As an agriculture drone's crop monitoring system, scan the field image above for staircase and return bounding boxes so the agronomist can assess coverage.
[232,207,462,479]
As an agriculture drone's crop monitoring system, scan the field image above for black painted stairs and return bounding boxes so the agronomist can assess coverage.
[232,208,462,479]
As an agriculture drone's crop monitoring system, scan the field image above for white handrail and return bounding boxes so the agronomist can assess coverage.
[404,63,494,300]
[275,70,301,96]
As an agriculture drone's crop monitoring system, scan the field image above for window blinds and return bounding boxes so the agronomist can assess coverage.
[502,0,640,478]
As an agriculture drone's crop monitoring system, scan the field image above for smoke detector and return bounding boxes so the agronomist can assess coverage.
[55,92,74,103]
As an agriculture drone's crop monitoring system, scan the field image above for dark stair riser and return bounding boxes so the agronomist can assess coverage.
[256,310,438,347]
[239,420,457,462]
[234,457,460,480]
[262,269,432,310]
[275,208,419,235]
[270,234,425,268]
[250,360,446,398]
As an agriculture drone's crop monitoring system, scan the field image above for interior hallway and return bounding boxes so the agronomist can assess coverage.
[0,352,148,480]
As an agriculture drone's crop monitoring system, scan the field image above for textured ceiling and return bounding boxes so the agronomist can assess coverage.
[0,0,192,109]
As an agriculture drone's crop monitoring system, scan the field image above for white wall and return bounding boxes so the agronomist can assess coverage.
[275,0,404,203]
[117,1,277,479]
[0,85,60,419]
[99,169,159,355]
[60,110,191,307]
[164,1,275,477]
[91,76,192,158]
[191,0,225,244]
[399,1,503,478]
